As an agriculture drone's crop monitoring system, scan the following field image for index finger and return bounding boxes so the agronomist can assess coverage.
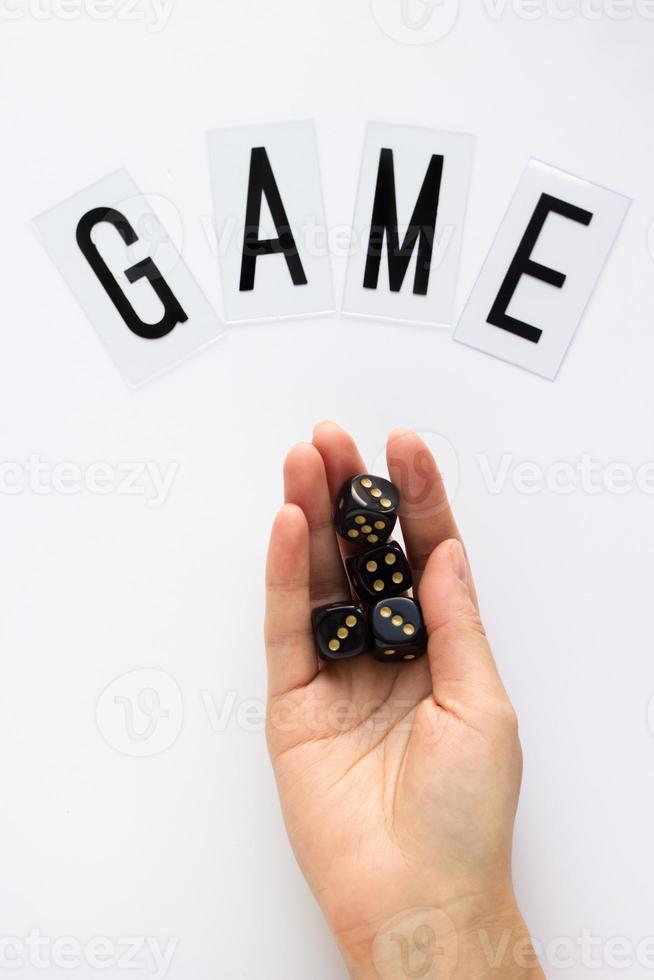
[386,428,477,604]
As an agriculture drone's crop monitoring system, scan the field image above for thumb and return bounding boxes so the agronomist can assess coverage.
[419,539,510,720]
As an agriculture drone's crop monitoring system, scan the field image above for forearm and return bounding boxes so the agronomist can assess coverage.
[338,899,545,980]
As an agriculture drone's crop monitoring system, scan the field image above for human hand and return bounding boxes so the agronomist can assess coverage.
[265,423,543,980]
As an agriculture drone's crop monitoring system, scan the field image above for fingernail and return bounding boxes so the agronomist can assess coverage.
[313,420,340,433]
[449,540,468,585]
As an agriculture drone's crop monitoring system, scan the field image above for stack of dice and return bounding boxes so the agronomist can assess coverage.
[311,474,427,664]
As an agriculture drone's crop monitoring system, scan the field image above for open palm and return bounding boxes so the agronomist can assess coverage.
[265,423,542,980]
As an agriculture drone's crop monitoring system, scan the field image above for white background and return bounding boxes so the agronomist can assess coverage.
[2,1,654,977]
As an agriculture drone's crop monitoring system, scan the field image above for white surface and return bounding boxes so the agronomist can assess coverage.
[208,120,334,322]
[34,168,223,387]
[343,122,474,325]
[2,2,654,978]
[455,159,630,378]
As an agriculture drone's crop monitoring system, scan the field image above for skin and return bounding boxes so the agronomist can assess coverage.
[264,423,545,980]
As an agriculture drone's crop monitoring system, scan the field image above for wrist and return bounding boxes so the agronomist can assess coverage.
[337,890,544,980]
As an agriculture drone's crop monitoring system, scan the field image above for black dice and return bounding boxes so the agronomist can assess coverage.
[312,469,424,668]
[370,597,427,663]
[334,474,399,547]
[311,603,371,661]
[346,541,412,602]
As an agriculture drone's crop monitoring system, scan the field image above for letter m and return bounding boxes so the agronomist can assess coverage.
[363,148,444,296]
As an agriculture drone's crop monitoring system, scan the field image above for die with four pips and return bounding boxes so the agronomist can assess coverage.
[311,603,371,661]
[346,541,412,603]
